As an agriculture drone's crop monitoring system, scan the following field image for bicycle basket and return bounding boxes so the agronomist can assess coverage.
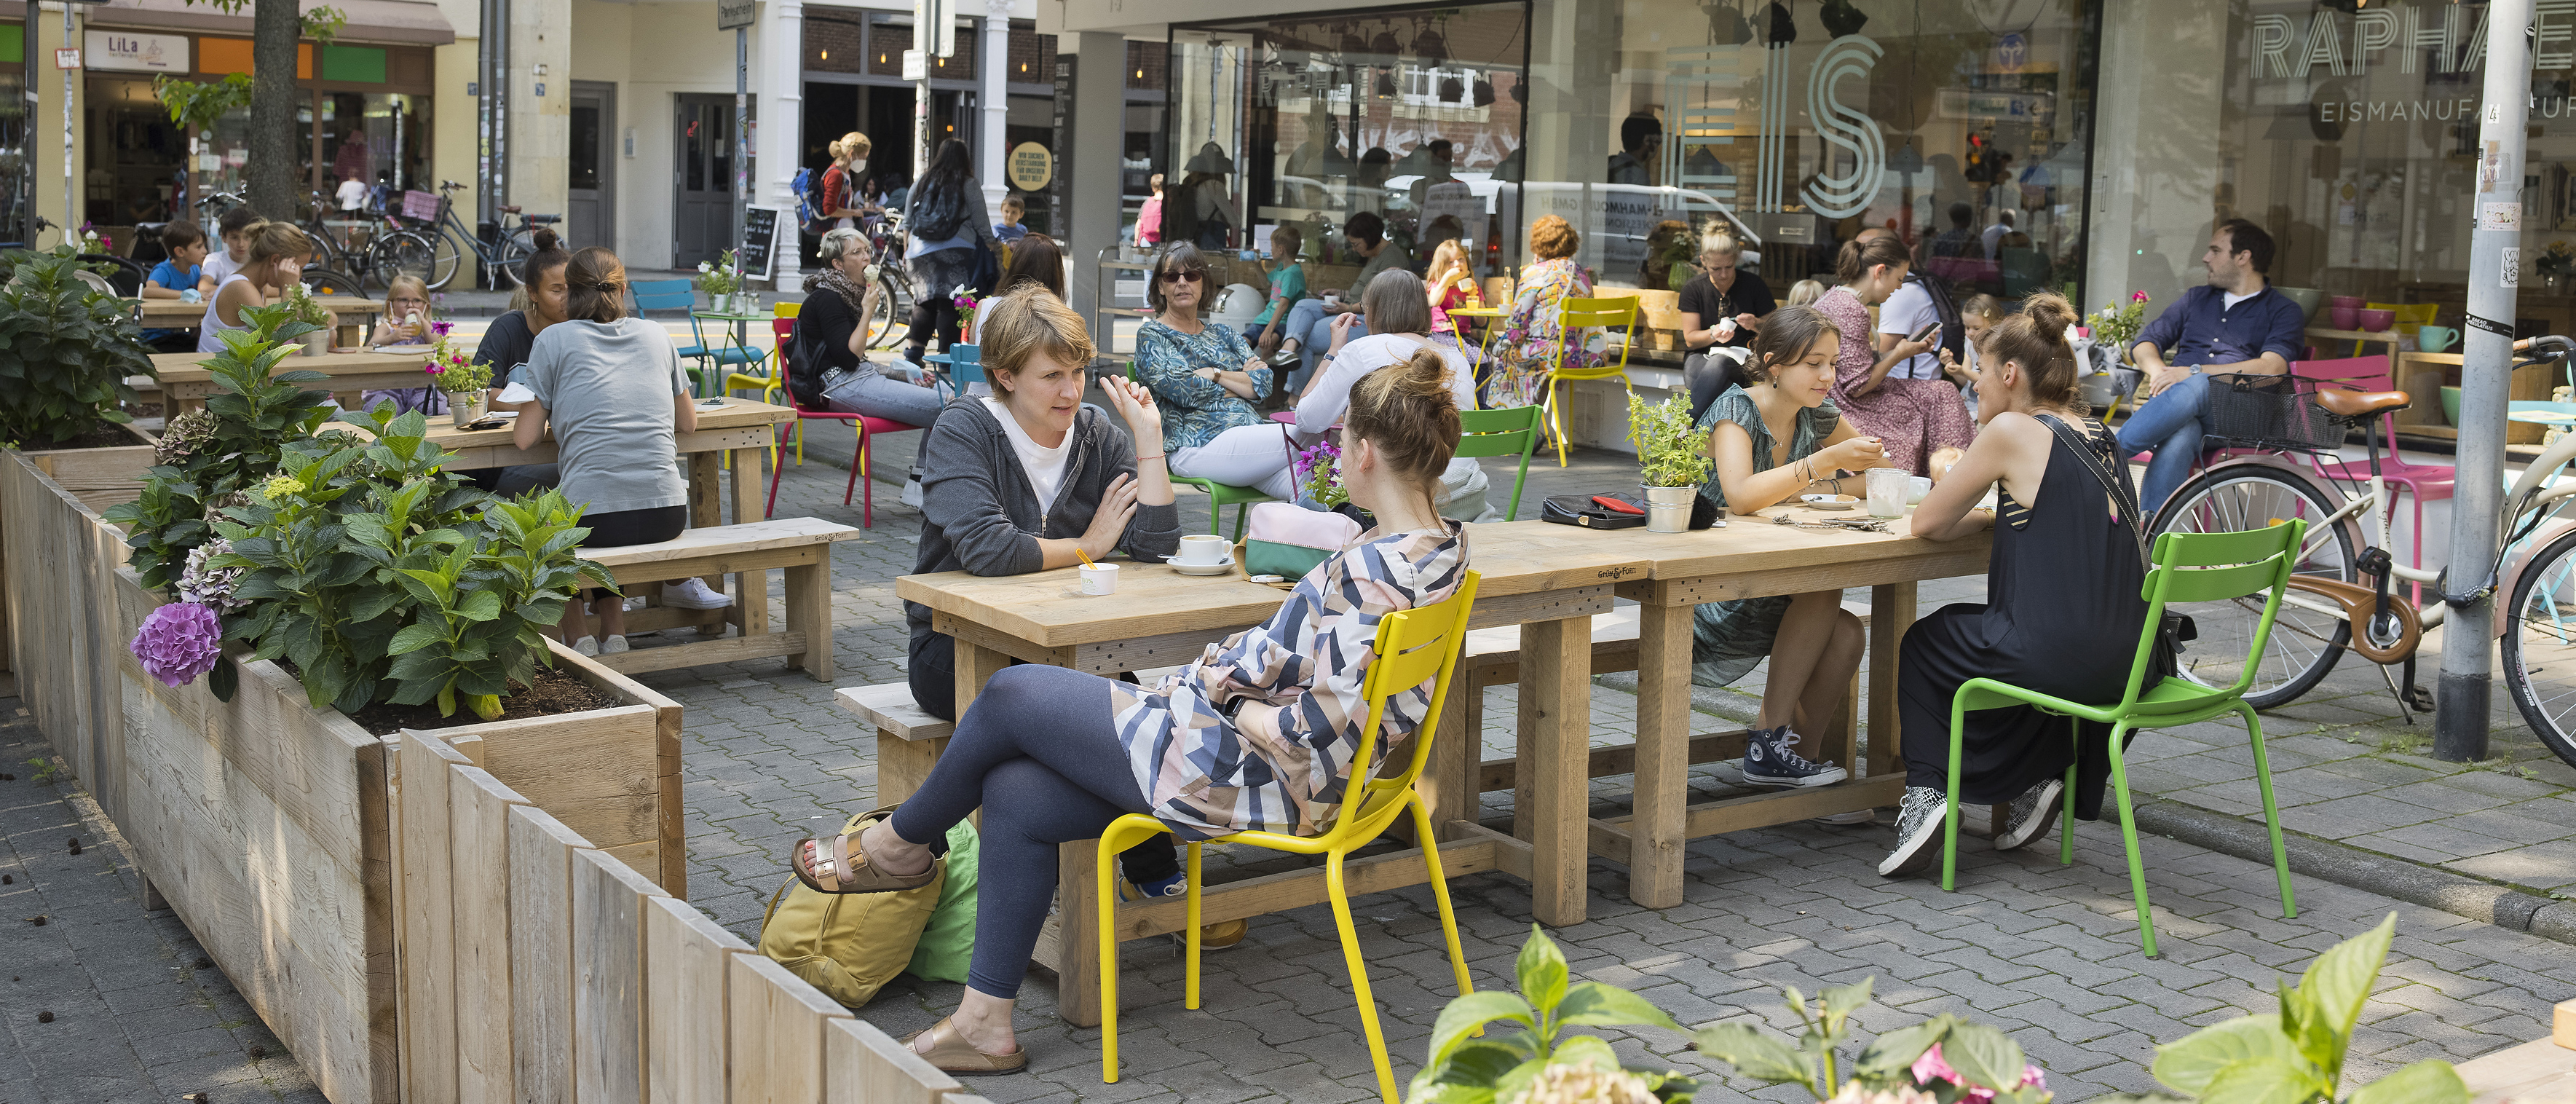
[400,190,441,224]
[2199,372,2342,451]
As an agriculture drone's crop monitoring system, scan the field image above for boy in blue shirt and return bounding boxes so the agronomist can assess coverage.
[992,194,1028,244]
[141,221,210,352]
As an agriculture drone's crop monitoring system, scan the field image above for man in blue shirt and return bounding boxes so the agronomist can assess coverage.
[2116,218,2307,510]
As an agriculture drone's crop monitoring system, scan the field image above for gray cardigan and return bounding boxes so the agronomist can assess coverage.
[904,396,1183,641]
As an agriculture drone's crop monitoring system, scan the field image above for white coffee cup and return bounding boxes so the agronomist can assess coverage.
[1907,476,1933,504]
[1079,562,1120,595]
[1865,468,1909,519]
[1176,533,1229,566]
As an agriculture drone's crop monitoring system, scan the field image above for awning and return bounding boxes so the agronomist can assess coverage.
[82,0,457,47]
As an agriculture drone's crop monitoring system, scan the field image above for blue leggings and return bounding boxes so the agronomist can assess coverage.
[887,665,1153,1000]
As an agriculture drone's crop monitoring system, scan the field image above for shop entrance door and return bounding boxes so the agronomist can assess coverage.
[569,83,616,251]
[673,93,744,268]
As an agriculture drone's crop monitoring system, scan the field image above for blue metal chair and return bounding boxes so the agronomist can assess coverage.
[635,278,762,394]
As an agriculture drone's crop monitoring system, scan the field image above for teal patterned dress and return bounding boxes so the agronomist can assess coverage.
[1134,318,1275,451]
[1691,387,1843,687]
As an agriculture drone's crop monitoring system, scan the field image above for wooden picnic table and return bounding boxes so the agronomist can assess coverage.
[1602,507,1993,911]
[358,397,797,639]
[893,519,1651,1026]
[128,294,376,346]
[146,349,438,414]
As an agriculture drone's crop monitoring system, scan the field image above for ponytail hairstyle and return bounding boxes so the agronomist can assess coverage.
[1833,233,1911,284]
[1741,304,1838,383]
[563,245,630,323]
[1976,290,2085,412]
[1344,347,1463,519]
[245,221,313,267]
[521,227,569,288]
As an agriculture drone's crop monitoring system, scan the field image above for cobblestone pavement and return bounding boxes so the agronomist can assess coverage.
[1,711,324,1104]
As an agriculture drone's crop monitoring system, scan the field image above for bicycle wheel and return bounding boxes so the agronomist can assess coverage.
[2149,463,2358,708]
[495,236,533,286]
[427,229,465,291]
[299,269,368,298]
[2505,526,2576,768]
[871,271,915,350]
[373,229,440,287]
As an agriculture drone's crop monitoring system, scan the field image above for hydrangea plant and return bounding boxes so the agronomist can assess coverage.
[0,247,157,447]
[129,602,224,687]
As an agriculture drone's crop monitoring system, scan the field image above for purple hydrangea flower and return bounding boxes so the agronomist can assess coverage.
[129,602,224,687]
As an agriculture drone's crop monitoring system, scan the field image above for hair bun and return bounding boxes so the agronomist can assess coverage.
[532,227,560,253]
[1400,347,1455,399]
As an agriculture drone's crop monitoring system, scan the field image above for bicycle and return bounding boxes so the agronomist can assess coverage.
[297,189,371,288]
[375,181,556,291]
[859,210,916,350]
[2145,336,2576,767]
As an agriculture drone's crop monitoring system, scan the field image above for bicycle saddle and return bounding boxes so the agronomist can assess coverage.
[2314,389,2411,417]
[497,204,522,213]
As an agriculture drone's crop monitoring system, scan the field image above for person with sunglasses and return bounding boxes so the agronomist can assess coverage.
[1134,243,1300,503]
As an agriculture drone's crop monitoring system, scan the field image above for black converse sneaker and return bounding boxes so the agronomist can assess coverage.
[1878,786,1951,878]
[1740,726,1850,788]
[1995,778,2065,853]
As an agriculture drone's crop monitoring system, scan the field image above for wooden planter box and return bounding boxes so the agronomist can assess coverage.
[4,452,688,1104]
[0,430,156,682]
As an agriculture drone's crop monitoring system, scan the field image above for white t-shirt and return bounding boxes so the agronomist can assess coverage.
[1875,280,1944,379]
[981,396,1071,511]
[202,245,245,291]
[2222,288,2258,309]
[336,179,371,211]
[1293,334,1477,437]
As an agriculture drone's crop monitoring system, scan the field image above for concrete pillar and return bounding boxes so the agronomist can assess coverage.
[760,0,806,285]
[1063,31,1125,328]
[2083,0,2224,310]
[978,0,1010,214]
[510,0,572,263]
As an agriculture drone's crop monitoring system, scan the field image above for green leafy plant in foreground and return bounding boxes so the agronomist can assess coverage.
[0,247,157,447]
[104,305,336,595]
[1691,982,2045,1103]
[1410,925,1690,1104]
[2100,915,2467,1104]
[1627,391,1712,490]
[206,406,608,719]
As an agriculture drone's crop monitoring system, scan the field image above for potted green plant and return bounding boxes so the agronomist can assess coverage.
[1627,391,1710,534]
[416,323,493,427]
[0,247,157,449]
[697,249,743,313]
[279,283,334,356]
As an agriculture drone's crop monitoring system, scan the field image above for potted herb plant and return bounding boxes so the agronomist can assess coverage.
[1626,391,1710,534]
[698,249,743,312]
[418,325,493,427]
[279,283,334,356]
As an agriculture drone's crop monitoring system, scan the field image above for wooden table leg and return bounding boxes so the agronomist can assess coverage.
[1629,599,1691,910]
[1865,582,1916,778]
[1054,839,1103,1027]
[1523,618,1589,927]
[783,556,829,679]
[730,446,771,639]
[950,638,1011,725]
[1421,670,1482,842]
[685,452,727,622]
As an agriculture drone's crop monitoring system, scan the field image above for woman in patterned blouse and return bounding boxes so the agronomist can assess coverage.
[1133,243,1300,500]
[1490,214,1599,409]
[788,350,1474,1076]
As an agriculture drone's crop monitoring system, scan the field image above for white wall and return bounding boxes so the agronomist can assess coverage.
[2084,0,2227,312]
[567,0,758,270]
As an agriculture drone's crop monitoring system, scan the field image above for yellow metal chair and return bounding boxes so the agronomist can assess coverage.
[1540,296,1640,467]
[1097,569,1484,1104]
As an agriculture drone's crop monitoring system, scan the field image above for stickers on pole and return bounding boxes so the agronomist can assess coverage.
[2505,247,2522,288]
[2483,202,2523,232]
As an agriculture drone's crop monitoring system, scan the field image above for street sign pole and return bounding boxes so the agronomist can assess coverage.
[2439,0,2535,761]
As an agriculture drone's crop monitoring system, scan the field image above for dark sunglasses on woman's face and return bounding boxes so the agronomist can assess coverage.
[1160,269,1206,284]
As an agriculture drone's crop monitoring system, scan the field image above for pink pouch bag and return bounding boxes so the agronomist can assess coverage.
[1240,502,1361,580]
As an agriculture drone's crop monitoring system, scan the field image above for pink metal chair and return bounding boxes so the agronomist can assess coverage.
[762,395,925,528]
[2290,355,2454,595]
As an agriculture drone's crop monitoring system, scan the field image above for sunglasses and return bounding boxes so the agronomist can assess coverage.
[1159,269,1206,284]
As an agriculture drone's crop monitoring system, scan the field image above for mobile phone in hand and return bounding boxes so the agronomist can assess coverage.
[1909,322,1942,344]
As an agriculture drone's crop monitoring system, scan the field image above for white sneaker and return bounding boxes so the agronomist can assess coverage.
[572,636,599,656]
[662,577,734,610]
[1995,779,2064,852]
[600,634,631,655]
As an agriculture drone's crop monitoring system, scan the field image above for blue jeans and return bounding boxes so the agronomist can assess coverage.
[2114,370,2208,513]
[1278,299,1367,395]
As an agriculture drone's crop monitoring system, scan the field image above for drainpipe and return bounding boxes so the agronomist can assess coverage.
[2436,0,2534,762]
[979,0,1008,214]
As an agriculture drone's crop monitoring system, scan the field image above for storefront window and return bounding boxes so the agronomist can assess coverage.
[320,92,429,197]
[2,63,31,245]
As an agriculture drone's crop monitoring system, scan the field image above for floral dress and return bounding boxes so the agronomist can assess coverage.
[1817,285,1976,475]
[1110,523,1471,838]
[1490,258,1597,409]
[1135,318,1273,451]
[1690,387,1841,687]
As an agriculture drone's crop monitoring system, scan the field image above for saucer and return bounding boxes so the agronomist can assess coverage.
[1164,556,1235,575]
[1800,494,1857,510]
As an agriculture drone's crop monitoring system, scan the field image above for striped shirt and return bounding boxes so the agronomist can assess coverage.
[1110,523,1471,839]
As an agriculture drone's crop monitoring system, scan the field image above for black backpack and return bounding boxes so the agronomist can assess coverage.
[909,179,971,242]
[786,315,831,408]
[1907,272,1967,365]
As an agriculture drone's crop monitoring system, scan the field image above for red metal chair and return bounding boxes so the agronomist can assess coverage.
[763,397,926,528]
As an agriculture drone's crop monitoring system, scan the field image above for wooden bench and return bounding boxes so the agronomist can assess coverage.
[2457,1000,2576,1103]
[582,517,862,680]
[835,684,955,805]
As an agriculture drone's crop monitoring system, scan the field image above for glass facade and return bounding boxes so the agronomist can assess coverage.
[1169,0,2101,301]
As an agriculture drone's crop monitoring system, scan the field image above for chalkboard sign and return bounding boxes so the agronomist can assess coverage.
[740,205,784,283]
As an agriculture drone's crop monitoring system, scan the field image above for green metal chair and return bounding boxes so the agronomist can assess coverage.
[1939,521,2305,958]
[1126,360,1274,539]
[1453,404,1542,521]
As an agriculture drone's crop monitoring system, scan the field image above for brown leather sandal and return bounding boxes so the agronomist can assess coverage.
[901,1016,1027,1076]
[789,805,939,895]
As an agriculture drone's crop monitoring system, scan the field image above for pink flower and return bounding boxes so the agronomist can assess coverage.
[1911,1044,1959,1088]
[430,320,454,336]
[130,602,224,687]
[424,363,445,375]
[2131,291,2150,303]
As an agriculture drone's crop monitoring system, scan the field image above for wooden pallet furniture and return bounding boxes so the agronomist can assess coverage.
[835,684,955,805]
[2457,1000,2576,1103]
[582,517,862,679]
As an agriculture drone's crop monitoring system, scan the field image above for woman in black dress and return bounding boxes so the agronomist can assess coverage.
[1880,291,2150,878]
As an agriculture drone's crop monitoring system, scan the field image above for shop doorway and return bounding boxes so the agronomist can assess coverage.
[569,82,616,252]
[673,93,743,268]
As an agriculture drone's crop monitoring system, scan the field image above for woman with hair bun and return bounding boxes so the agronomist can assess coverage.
[513,245,733,655]
[785,342,1471,1079]
[1878,291,2151,879]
